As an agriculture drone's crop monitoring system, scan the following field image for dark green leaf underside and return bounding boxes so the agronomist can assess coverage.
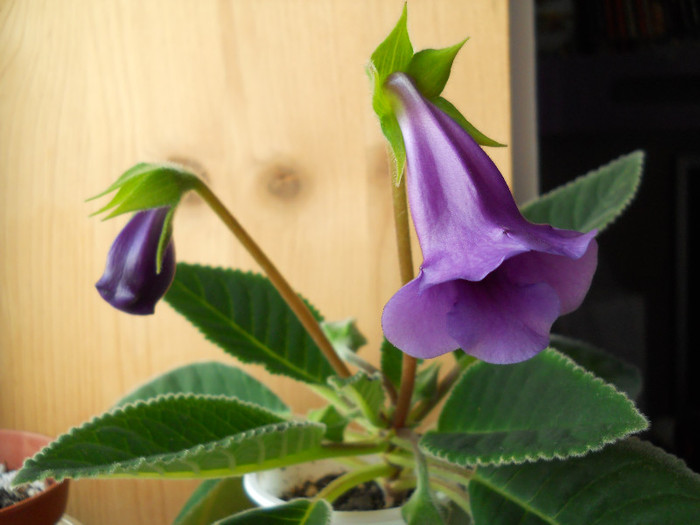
[215,499,332,525]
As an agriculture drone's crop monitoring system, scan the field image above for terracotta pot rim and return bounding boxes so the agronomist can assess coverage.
[0,428,70,523]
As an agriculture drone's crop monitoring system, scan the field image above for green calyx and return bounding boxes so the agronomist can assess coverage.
[89,162,201,272]
[368,4,504,185]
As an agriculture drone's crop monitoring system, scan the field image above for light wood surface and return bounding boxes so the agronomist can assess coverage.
[0,1,511,523]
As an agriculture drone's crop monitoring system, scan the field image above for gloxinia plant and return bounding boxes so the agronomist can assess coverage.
[14,6,700,525]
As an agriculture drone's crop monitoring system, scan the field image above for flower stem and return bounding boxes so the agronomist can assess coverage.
[391,177,417,429]
[316,462,398,504]
[194,181,351,378]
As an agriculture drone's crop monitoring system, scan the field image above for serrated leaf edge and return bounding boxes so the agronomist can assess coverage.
[421,348,648,467]
[520,151,644,234]
[165,264,330,385]
[19,394,324,482]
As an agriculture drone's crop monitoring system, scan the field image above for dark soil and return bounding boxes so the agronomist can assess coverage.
[281,472,411,511]
[0,462,46,509]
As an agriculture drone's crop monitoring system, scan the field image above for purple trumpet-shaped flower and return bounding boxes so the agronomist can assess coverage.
[381,73,598,364]
[96,207,176,315]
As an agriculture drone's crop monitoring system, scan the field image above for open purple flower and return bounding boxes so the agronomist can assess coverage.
[381,73,598,364]
[96,208,175,315]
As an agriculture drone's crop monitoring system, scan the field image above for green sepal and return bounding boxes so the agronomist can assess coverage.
[470,438,700,525]
[89,162,199,218]
[89,162,200,271]
[369,3,413,113]
[114,361,290,416]
[406,39,468,99]
[432,97,505,148]
[379,113,407,185]
[307,405,349,443]
[420,348,648,466]
[368,4,413,183]
[214,499,332,525]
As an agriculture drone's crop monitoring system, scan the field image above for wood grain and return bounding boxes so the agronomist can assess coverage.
[0,1,511,523]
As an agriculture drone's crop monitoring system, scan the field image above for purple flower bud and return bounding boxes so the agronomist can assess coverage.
[96,208,175,315]
[381,73,598,364]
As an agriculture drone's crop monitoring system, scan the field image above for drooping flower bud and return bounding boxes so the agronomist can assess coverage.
[381,73,598,364]
[96,208,175,315]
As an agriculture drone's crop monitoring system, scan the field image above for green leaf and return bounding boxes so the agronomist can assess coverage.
[14,395,325,483]
[412,364,440,404]
[214,499,332,525]
[407,40,467,99]
[114,361,290,415]
[470,438,700,525]
[328,372,386,428]
[90,162,199,219]
[432,97,505,148]
[520,151,644,234]
[320,318,366,355]
[307,405,349,443]
[402,447,446,525]
[164,264,336,385]
[420,348,647,466]
[380,338,404,389]
[173,478,252,525]
[550,334,642,400]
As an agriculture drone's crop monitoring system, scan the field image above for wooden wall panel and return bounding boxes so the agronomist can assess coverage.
[0,1,511,523]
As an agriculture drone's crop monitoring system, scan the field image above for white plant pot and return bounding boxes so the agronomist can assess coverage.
[242,459,405,525]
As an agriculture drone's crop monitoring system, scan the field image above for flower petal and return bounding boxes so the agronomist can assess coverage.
[382,273,459,359]
[502,240,599,315]
[96,208,176,315]
[446,272,561,364]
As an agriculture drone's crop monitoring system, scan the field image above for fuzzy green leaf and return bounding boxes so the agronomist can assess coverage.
[114,361,290,415]
[470,438,700,525]
[14,395,325,483]
[329,372,386,428]
[550,334,642,400]
[520,151,644,234]
[420,349,647,466]
[307,405,349,443]
[380,338,404,389]
[401,448,446,525]
[214,500,332,525]
[407,40,467,99]
[173,478,252,525]
[164,264,336,385]
[412,364,440,404]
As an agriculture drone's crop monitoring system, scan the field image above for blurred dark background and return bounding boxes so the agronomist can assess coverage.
[535,0,700,470]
